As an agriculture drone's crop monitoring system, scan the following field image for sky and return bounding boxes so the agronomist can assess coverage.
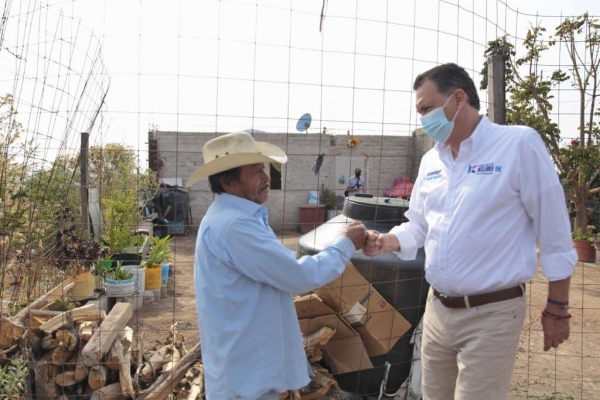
[1,0,599,168]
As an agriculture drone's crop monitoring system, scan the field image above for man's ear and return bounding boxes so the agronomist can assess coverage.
[454,89,468,109]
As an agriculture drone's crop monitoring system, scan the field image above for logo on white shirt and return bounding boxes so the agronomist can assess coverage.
[424,169,442,181]
[467,163,502,175]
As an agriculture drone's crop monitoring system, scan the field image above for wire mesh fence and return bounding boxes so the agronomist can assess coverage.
[0,0,598,398]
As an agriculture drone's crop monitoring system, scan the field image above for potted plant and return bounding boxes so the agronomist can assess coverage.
[93,258,113,291]
[573,225,596,262]
[104,261,135,297]
[593,231,600,265]
[52,205,110,300]
[143,235,173,290]
[320,185,339,221]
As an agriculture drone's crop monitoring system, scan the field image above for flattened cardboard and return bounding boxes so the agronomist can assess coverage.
[294,294,336,319]
[298,315,373,374]
[315,262,412,357]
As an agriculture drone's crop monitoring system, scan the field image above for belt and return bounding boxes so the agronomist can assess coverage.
[433,285,525,309]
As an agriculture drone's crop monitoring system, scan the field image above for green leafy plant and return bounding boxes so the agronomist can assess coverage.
[320,185,339,211]
[108,262,134,281]
[144,235,173,268]
[0,357,28,399]
[572,226,595,241]
[46,299,76,312]
[481,14,600,234]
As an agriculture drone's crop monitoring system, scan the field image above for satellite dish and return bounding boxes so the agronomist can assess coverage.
[296,113,312,134]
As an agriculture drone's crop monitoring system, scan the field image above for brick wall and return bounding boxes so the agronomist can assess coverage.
[151,130,432,231]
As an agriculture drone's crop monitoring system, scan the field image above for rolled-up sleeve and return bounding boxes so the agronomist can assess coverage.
[518,130,577,281]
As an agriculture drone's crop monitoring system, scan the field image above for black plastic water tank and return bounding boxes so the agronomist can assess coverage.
[297,196,429,396]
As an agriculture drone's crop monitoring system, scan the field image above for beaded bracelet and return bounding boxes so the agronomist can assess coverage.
[542,309,571,319]
[547,297,569,309]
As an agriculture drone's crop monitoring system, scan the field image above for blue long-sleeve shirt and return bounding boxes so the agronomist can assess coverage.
[194,193,355,399]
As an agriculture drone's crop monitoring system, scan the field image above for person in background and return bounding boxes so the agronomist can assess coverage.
[346,167,365,196]
[363,63,576,400]
[186,131,367,400]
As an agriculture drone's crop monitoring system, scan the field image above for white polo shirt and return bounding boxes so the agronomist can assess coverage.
[391,116,577,296]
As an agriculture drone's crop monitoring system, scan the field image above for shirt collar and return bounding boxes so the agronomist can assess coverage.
[434,115,490,155]
[215,192,267,218]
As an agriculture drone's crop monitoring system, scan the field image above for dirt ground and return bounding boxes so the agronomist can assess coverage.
[131,231,600,399]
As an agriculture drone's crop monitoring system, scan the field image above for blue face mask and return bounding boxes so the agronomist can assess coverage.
[420,95,459,143]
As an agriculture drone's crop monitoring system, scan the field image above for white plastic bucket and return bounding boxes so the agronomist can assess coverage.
[122,265,146,293]
[105,278,135,298]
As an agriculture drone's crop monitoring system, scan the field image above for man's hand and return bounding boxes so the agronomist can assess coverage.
[363,231,400,257]
[342,221,367,250]
[541,310,570,351]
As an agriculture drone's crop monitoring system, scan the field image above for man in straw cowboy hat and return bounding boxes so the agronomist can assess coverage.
[186,131,367,400]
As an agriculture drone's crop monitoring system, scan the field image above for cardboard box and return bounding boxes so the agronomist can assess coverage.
[295,294,373,374]
[315,262,412,357]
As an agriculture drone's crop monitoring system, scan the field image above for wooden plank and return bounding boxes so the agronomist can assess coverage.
[39,303,100,333]
[0,280,74,349]
[137,342,201,400]
[81,302,133,367]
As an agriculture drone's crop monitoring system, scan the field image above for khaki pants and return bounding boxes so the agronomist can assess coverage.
[421,289,526,400]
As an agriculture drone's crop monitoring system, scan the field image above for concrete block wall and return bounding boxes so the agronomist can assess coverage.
[151,130,433,231]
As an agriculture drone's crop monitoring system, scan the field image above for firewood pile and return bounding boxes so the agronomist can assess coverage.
[279,327,341,400]
[0,279,343,399]
[0,279,204,399]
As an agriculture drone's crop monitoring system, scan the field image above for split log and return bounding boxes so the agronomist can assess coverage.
[81,303,133,367]
[39,303,100,333]
[30,309,62,318]
[137,342,201,400]
[307,348,323,363]
[66,353,79,369]
[79,320,97,341]
[110,337,136,399]
[90,382,127,400]
[28,315,46,330]
[74,359,89,381]
[304,327,335,351]
[55,370,86,387]
[88,364,108,390]
[121,326,133,350]
[74,348,89,381]
[162,347,181,374]
[186,364,204,400]
[33,351,60,398]
[311,369,336,391]
[299,369,337,400]
[106,326,134,369]
[56,328,79,352]
[41,336,60,351]
[51,345,74,365]
[279,391,301,400]
[0,279,74,349]
[140,345,172,379]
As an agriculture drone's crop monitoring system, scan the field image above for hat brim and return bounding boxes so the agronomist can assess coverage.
[186,142,288,187]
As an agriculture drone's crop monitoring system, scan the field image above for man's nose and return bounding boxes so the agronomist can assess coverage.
[262,169,271,182]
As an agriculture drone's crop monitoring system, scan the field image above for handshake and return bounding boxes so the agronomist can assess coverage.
[341,221,400,257]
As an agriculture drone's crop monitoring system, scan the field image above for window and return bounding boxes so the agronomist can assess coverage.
[269,163,282,190]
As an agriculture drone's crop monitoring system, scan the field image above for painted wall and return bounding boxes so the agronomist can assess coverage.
[151,130,432,231]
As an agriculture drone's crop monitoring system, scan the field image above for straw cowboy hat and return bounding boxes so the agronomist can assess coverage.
[186,131,288,187]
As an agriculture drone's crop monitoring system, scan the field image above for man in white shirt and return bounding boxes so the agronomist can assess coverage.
[346,167,365,196]
[364,63,576,400]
